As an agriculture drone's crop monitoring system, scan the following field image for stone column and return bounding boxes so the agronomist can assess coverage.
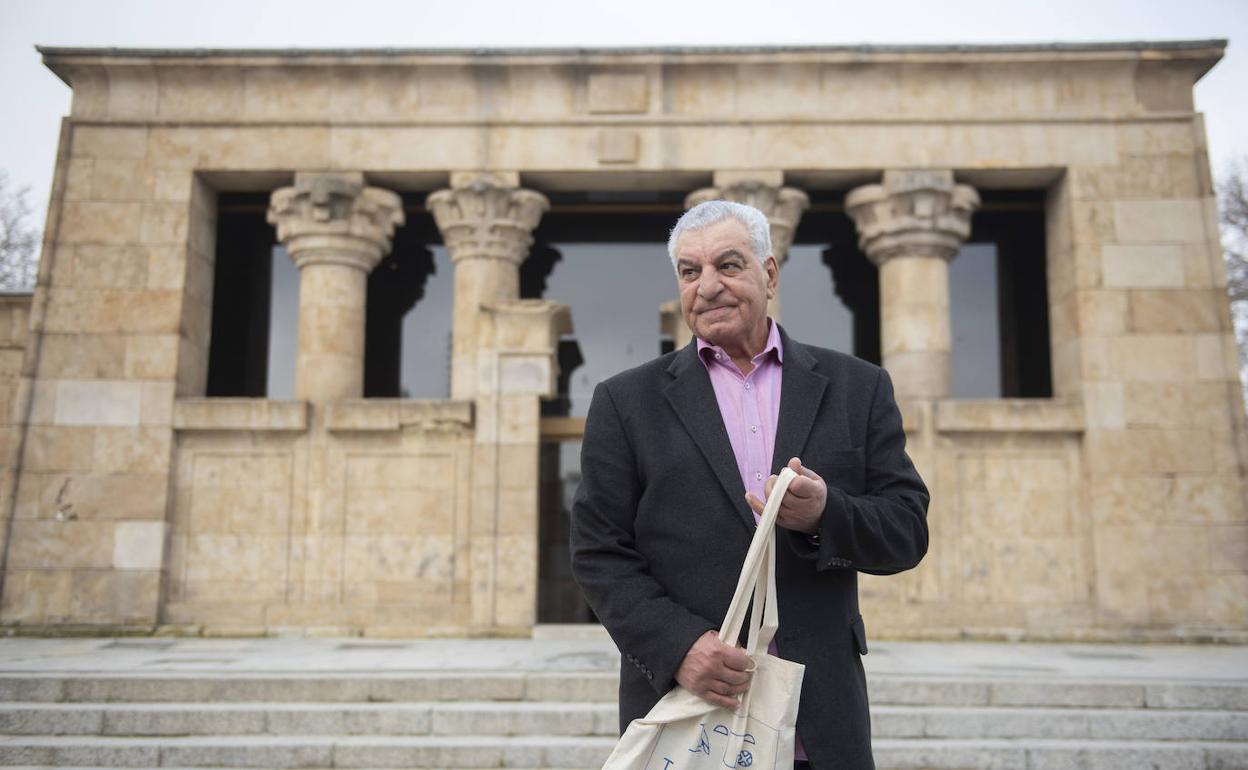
[426,172,549,400]
[685,171,810,319]
[845,170,979,399]
[267,172,403,402]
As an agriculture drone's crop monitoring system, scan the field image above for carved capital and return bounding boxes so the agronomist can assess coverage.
[844,170,979,266]
[426,176,549,265]
[267,172,404,272]
[685,178,809,262]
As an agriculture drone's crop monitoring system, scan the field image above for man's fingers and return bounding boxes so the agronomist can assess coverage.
[721,646,752,670]
[785,476,819,498]
[715,667,752,687]
[745,493,764,514]
[702,691,742,710]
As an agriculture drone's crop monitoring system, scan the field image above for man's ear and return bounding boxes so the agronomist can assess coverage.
[764,255,779,298]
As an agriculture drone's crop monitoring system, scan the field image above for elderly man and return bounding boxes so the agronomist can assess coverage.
[571,200,929,770]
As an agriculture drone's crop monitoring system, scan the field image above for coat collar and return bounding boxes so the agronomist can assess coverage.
[662,324,828,532]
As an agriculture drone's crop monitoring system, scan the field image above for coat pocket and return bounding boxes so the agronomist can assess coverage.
[808,447,866,496]
[809,447,864,467]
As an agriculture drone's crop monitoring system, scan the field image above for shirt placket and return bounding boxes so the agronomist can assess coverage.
[742,371,768,509]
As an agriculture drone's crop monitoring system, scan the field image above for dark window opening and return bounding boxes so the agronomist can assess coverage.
[529,195,683,623]
[965,190,1052,399]
[787,189,1052,399]
[207,193,453,400]
[364,196,449,398]
[790,200,880,364]
[207,193,280,397]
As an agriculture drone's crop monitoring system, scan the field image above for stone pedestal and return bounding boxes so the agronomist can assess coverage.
[471,299,571,629]
[426,173,549,400]
[659,299,693,351]
[267,172,403,402]
[845,170,978,399]
[685,171,809,320]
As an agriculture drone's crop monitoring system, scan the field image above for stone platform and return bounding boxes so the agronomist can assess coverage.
[0,633,1245,769]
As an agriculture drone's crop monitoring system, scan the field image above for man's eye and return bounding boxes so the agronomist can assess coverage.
[680,269,698,280]
[720,262,741,273]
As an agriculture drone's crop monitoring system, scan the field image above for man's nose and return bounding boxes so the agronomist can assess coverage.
[696,268,721,298]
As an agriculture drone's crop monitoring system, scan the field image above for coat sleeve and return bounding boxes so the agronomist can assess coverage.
[569,382,716,694]
[797,366,930,575]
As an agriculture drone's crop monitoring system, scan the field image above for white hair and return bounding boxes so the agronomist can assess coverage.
[667,200,772,270]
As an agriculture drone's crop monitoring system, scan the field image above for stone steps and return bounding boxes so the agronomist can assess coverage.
[1,671,1245,769]
[2,702,1247,741]
[0,673,618,704]
[0,736,1245,770]
[4,672,1246,708]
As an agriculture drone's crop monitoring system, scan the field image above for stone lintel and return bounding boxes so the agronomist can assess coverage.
[323,399,474,433]
[712,170,785,188]
[173,399,310,432]
[934,399,1086,434]
[450,170,521,189]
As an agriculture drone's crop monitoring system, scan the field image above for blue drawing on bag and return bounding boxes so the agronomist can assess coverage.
[661,758,674,770]
[711,724,757,769]
[689,723,712,755]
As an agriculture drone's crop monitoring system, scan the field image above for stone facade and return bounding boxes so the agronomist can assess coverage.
[0,41,1243,639]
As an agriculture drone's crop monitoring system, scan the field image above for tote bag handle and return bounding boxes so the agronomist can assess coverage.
[717,467,798,655]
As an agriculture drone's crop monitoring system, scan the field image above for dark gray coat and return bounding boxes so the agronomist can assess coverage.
[570,327,929,770]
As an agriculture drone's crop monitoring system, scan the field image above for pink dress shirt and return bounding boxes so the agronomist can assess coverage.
[696,318,808,760]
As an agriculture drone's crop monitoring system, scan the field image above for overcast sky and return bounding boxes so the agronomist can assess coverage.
[2,0,1246,230]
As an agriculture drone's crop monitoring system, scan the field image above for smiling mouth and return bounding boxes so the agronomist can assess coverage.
[699,305,735,317]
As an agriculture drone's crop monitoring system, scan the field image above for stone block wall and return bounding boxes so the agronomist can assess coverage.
[164,399,479,634]
[1057,123,1247,632]
[0,41,1242,638]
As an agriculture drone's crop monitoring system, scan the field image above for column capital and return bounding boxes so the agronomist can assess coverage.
[685,174,809,262]
[267,172,404,272]
[426,174,549,265]
[844,169,979,266]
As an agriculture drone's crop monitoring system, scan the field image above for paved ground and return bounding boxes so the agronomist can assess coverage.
[0,630,1244,682]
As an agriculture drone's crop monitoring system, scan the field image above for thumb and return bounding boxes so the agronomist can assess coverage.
[788,456,818,479]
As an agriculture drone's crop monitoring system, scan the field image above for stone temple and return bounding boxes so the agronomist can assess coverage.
[0,40,1243,642]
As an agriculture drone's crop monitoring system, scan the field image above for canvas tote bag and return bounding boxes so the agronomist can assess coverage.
[601,467,806,770]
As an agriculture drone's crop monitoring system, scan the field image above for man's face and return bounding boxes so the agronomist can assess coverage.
[674,218,778,354]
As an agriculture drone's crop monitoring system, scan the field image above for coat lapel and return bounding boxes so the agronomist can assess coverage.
[662,342,756,532]
[772,328,829,474]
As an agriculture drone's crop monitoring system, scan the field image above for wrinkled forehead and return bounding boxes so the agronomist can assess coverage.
[673,218,755,261]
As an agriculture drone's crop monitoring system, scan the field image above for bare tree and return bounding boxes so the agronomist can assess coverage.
[0,172,40,293]
[1217,157,1248,410]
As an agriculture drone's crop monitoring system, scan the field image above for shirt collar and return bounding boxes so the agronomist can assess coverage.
[696,318,784,369]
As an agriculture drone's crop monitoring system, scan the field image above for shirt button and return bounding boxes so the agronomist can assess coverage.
[755,472,763,481]
[714,352,722,360]
[744,383,752,390]
[750,425,758,433]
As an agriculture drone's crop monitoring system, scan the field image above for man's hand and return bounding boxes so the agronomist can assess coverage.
[746,457,827,535]
[675,630,753,709]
